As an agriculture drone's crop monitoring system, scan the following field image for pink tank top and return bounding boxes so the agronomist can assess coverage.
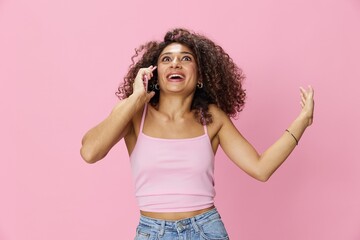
[130,104,215,212]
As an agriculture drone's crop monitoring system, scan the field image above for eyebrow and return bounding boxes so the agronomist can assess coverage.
[159,51,195,58]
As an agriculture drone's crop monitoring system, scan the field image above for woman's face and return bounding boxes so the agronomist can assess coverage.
[156,43,198,94]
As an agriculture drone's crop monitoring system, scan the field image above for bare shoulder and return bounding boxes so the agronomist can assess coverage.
[208,104,230,124]
[208,104,241,136]
[207,104,231,139]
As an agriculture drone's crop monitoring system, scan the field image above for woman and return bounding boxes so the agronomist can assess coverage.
[80,28,314,239]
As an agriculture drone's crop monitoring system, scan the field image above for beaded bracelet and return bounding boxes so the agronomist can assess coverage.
[285,129,299,145]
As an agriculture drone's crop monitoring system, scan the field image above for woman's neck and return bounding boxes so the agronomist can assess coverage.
[156,93,194,120]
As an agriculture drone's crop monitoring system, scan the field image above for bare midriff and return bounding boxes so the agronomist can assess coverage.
[140,205,215,221]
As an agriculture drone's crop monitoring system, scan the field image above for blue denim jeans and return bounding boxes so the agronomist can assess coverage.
[134,208,229,240]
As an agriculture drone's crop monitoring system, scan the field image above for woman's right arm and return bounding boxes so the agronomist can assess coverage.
[80,66,156,163]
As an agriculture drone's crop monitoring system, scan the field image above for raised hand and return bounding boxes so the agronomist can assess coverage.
[299,85,315,126]
[132,65,157,102]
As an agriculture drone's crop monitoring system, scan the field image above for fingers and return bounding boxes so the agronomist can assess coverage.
[134,65,158,89]
[299,85,314,108]
[298,85,315,126]
[142,65,157,81]
[299,87,306,108]
[143,75,149,90]
[300,85,314,97]
[142,66,157,91]
[146,91,156,102]
[136,65,157,80]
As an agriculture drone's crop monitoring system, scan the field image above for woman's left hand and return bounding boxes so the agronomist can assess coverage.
[299,85,315,126]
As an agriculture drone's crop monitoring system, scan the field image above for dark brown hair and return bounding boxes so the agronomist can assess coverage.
[116,28,246,125]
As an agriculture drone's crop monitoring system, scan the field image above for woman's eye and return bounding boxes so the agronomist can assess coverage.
[182,56,191,61]
[162,56,171,62]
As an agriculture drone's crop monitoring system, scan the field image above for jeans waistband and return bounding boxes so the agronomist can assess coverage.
[139,207,219,234]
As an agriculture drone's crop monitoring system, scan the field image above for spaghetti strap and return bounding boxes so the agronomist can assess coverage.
[203,124,208,135]
[140,104,148,133]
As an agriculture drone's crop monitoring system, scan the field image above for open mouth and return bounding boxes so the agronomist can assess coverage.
[167,74,185,81]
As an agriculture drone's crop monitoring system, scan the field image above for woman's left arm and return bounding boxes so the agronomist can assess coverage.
[218,86,314,182]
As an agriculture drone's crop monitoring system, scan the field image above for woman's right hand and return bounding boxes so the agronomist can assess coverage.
[132,65,157,103]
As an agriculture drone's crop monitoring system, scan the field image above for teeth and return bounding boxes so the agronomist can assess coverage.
[169,74,184,79]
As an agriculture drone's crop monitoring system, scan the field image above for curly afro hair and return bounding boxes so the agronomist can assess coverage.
[116,28,246,125]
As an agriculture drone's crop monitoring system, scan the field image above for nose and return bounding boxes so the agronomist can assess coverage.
[170,57,181,68]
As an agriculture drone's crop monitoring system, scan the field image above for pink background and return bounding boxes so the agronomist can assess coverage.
[1,0,360,239]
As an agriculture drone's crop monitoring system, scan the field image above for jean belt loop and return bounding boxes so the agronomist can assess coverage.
[190,217,200,233]
[159,220,165,237]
